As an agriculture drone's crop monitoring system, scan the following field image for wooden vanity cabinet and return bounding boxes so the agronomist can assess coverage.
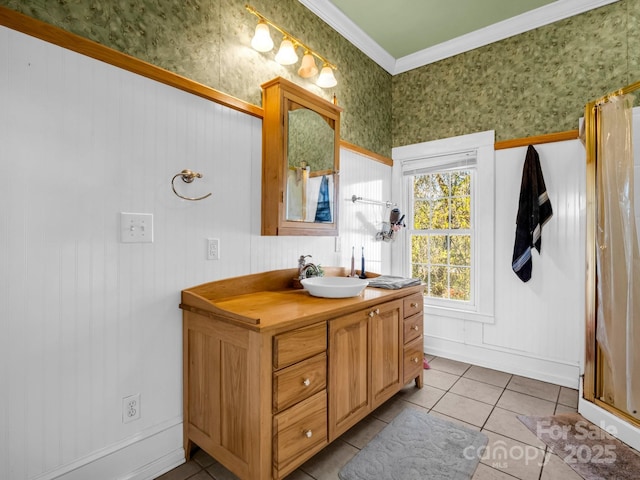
[182,311,273,480]
[328,308,370,440]
[328,299,404,441]
[371,300,404,407]
[272,322,329,478]
[181,269,424,480]
[403,293,424,386]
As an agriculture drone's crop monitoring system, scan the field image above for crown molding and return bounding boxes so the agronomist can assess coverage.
[394,0,620,73]
[298,0,396,73]
[299,0,620,75]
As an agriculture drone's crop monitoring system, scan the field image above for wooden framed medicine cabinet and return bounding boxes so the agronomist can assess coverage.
[261,77,342,236]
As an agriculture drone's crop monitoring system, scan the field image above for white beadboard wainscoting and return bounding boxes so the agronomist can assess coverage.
[418,140,586,389]
[0,27,391,480]
[336,150,394,275]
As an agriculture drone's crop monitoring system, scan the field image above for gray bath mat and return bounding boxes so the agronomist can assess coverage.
[518,413,640,480]
[339,408,488,480]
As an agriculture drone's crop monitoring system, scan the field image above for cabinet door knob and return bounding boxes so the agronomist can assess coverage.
[412,357,419,363]
[302,378,311,387]
[304,430,313,438]
[368,308,380,317]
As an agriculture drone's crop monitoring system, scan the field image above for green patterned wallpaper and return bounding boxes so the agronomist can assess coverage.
[0,0,392,157]
[628,0,640,81]
[393,0,638,145]
[2,0,638,152]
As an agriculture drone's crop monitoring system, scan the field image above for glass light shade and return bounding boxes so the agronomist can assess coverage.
[251,21,273,52]
[316,64,337,88]
[297,52,318,78]
[275,38,298,65]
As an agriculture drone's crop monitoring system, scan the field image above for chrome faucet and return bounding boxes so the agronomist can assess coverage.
[298,255,321,279]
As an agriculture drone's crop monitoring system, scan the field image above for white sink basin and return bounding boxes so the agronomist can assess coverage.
[300,276,369,298]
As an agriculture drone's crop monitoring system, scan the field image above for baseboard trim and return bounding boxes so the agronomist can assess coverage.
[119,448,185,480]
[425,337,580,389]
[33,419,184,480]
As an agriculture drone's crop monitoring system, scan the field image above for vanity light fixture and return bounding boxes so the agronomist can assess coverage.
[274,37,298,65]
[298,50,319,78]
[251,20,273,52]
[316,63,337,88]
[246,4,338,88]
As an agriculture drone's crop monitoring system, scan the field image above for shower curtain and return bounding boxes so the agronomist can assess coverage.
[596,94,640,420]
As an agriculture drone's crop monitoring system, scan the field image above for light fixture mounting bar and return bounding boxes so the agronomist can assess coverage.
[245,4,337,70]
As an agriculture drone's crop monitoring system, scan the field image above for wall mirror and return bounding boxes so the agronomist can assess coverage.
[286,104,335,222]
[261,77,342,236]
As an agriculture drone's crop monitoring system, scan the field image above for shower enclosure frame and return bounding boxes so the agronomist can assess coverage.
[583,79,640,428]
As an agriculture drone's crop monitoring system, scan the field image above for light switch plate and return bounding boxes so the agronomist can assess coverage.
[120,212,153,243]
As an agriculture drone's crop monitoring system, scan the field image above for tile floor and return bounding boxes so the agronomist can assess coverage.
[156,355,587,480]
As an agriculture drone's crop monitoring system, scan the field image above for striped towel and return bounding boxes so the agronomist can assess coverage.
[512,145,553,282]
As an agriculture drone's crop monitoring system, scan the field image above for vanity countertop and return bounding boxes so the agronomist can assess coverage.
[180,267,423,333]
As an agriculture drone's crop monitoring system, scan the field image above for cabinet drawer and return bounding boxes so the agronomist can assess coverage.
[403,336,424,384]
[273,322,327,370]
[273,391,328,473]
[403,312,423,344]
[273,353,326,413]
[403,293,423,318]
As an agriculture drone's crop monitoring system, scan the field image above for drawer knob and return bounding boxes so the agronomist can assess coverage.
[412,357,419,363]
[302,378,311,387]
[410,302,419,308]
[304,430,313,438]
[412,325,419,331]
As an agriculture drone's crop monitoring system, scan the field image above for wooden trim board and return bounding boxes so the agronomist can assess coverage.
[495,129,579,150]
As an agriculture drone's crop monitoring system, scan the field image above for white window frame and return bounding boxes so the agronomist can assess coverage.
[391,131,495,324]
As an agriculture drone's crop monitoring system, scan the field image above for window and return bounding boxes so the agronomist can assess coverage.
[392,131,495,322]
[409,168,473,303]
[403,152,476,307]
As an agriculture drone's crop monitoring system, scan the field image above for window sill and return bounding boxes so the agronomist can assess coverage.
[424,304,495,324]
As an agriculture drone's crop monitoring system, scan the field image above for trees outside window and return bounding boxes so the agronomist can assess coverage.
[409,170,473,302]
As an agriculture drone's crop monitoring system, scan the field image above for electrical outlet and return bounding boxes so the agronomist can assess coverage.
[122,394,141,423]
[207,238,220,260]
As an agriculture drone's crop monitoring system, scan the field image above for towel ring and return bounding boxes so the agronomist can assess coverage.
[171,169,212,201]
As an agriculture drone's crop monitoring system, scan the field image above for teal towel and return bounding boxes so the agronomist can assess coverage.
[314,175,332,222]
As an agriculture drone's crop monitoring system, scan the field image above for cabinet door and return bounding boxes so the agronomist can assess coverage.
[328,310,369,441]
[370,300,403,408]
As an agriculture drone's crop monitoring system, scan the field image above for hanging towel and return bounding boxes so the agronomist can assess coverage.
[512,145,553,282]
[314,175,332,222]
